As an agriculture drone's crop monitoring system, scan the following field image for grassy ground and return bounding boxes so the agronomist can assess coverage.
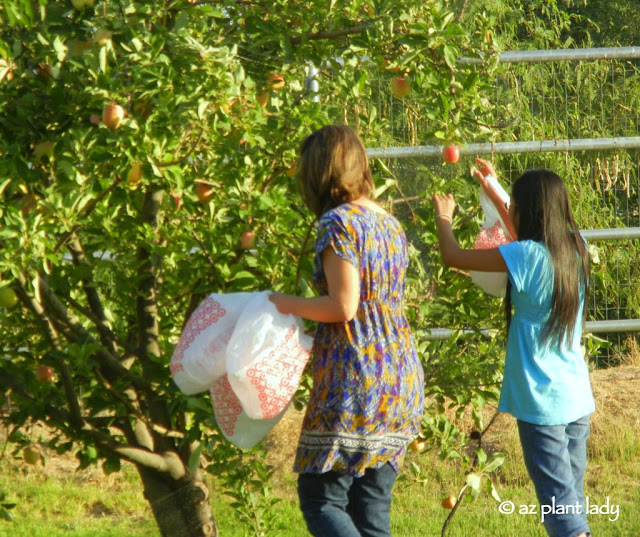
[1,365,639,537]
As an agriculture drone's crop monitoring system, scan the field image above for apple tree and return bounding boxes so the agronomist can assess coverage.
[0,1,499,535]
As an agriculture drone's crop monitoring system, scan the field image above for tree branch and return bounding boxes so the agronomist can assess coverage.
[290,23,371,45]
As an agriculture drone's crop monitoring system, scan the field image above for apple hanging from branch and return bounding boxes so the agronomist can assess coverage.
[267,73,285,90]
[240,230,256,250]
[442,145,460,163]
[195,181,214,204]
[391,76,410,98]
[0,287,18,308]
[102,103,125,129]
[36,365,56,383]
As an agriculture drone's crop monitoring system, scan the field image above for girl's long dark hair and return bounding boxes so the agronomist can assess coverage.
[505,170,590,346]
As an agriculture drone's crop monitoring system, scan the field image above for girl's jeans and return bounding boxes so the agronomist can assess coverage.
[297,462,397,537]
[517,415,591,537]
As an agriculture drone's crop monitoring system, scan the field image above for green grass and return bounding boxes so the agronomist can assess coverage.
[1,445,638,537]
[2,380,640,537]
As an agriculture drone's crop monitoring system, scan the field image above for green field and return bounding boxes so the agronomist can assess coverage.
[1,365,639,537]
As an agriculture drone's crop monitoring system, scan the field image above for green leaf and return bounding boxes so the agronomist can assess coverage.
[465,472,481,491]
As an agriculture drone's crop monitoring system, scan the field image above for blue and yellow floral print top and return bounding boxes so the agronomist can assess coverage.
[294,203,424,477]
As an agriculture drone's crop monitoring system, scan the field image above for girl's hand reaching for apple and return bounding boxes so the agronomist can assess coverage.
[432,193,456,222]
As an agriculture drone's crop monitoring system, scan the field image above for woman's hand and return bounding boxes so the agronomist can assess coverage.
[269,292,292,315]
[432,193,456,221]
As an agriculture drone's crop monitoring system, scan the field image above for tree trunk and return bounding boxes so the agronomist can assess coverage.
[138,466,217,537]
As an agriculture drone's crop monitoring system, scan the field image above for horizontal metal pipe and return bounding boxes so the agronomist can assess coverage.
[460,46,640,64]
[366,137,640,159]
[419,319,640,340]
[581,228,640,241]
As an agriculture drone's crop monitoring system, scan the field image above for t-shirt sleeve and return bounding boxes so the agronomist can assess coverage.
[315,212,359,269]
[498,240,528,292]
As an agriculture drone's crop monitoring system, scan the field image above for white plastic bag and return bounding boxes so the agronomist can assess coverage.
[171,290,312,449]
[170,292,253,395]
[226,292,313,420]
[210,374,288,450]
[470,175,513,297]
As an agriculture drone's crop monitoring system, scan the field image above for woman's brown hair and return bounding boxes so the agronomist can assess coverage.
[297,125,374,218]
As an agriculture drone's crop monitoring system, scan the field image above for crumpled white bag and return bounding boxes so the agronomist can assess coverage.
[170,292,253,395]
[226,292,313,420]
[469,175,514,297]
[210,374,289,450]
[171,291,312,449]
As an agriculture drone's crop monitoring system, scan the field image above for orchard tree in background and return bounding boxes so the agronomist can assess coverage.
[0,1,498,535]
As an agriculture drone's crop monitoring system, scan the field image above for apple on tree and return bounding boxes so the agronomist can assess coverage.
[442,145,460,163]
[391,77,410,98]
[0,287,18,308]
[127,162,143,189]
[195,182,214,204]
[102,103,125,129]
[267,73,285,90]
[240,230,256,250]
[36,365,56,383]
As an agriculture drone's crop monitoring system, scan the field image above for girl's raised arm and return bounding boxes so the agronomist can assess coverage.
[432,193,507,272]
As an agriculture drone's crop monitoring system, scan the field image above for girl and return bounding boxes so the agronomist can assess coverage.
[432,159,594,537]
[270,125,424,537]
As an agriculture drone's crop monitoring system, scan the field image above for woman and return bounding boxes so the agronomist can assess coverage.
[270,125,424,537]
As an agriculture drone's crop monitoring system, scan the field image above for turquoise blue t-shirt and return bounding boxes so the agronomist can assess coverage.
[497,240,595,425]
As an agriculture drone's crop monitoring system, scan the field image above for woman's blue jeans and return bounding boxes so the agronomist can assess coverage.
[517,415,591,537]
[297,463,397,537]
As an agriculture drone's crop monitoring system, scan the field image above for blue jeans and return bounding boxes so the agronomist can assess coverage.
[517,415,591,537]
[297,463,397,537]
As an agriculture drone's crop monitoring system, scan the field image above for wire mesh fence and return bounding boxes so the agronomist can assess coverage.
[363,48,640,367]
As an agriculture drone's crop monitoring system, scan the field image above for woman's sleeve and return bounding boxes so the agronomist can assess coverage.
[316,212,359,269]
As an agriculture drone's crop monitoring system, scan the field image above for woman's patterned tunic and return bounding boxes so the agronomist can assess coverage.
[294,203,424,477]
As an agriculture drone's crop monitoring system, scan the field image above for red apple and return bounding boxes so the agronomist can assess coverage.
[195,182,213,203]
[391,76,410,98]
[102,104,125,129]
[267,73,285,90]
[441,496,457,509]
[240,231,256,249]
[23,446,41,465]
[89,114,101,125]
[442,145,460,163]
[36,365,56,383]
